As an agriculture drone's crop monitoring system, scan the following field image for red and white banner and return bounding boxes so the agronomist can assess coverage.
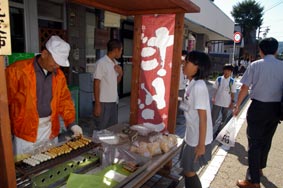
[137,14,175,132]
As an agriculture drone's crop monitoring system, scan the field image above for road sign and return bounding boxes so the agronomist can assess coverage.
[233,32,241,43]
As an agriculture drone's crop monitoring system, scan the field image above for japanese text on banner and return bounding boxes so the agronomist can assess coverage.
[137,14,175,132]
[0,0,12,55]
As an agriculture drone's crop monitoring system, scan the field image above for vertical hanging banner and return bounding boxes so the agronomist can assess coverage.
[0,0,12,55]
[137,14,175,132]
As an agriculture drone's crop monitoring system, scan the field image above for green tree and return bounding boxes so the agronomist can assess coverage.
[231,0,264,58]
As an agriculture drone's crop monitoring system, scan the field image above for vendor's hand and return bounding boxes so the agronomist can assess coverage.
[93,102,101,117]
[114,65,123,76]
[194,144,205,162]
[71,125,83,136]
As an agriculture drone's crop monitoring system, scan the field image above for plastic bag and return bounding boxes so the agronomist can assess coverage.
[130,124,153,136]
[216,117,237,147]
[92,129,120,145]
[101,144,148,169]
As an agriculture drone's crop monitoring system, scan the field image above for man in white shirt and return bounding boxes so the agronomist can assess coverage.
[234,37,283,188]
[239,58,248,74]
[211,64,236,136]
[93,39,123,130]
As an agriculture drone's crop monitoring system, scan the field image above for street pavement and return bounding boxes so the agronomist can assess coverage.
[207,103,283,188]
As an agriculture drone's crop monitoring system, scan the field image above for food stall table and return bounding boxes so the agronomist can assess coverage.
[104,123,184,188]
[122,138,183,187]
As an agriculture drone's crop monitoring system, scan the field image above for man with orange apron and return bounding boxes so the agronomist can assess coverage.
[6,36,83,155]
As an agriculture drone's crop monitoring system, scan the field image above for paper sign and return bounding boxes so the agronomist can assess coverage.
[0,0,12,55]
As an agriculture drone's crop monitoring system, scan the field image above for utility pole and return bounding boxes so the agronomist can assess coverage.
[257,26,261,39]
[263,27,270,38]
[257,26,270,58]
[257,26,270,39]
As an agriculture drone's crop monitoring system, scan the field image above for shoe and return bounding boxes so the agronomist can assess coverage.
[236,180,260,188]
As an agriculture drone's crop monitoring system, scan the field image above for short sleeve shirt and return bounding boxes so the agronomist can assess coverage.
[241,55,283,102]
[93,55,119,102]
[183,79,213,147]
[179,67,187,90]
[213,76,236,107]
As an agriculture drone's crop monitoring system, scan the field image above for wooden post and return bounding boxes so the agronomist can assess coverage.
[0,56,16,188]
[167,13,184,134]
[159,13,185,174]
[129,15,142,125]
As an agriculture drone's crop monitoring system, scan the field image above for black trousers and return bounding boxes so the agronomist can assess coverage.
[246,99,280,184]
[94,102,118,130]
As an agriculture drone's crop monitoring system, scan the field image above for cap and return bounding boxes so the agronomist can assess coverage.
[45,35,70,67]
[223,63,234,71]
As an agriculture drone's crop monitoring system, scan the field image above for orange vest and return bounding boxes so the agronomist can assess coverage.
[5,58,75,142]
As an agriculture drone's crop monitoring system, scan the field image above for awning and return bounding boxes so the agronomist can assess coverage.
[70,0,200,15]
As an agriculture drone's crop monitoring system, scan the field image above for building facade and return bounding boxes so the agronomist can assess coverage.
[7,0,235,116]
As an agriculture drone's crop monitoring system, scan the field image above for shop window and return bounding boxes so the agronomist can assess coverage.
[10,0,23,3]
[37,0,65,51]
[38,19,62,29]
[37,0,64,23]
[9,7,25,52]
[85,11,96,64]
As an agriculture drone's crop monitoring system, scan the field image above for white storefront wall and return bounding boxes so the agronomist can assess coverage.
[185,0,234,41]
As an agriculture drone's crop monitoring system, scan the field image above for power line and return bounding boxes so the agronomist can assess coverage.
[268,31,283,34]
[264,18,283,23]
[263,0,283,13]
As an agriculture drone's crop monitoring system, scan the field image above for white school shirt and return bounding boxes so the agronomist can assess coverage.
[213,76,236,108]
[183,79,213,147]
[179,67,187,90]
[93,55,119,102]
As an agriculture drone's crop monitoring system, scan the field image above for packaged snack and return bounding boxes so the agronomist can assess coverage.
[122,161,138,172]
[147,142,162,156]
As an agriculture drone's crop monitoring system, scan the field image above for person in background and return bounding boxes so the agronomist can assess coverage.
[234,37,283,188]
[5,35,82,155]
[180,51,213,188]
[233,58,239,77]
[246,58,251,68]
[211,64,236,138]
[93,39,123,130]
[239,57,247,74]
[177,50,188,117]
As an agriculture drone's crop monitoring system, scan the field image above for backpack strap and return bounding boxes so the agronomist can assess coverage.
[218,76,234,93]
[217,76,222,86]
[217,76,234,92]
[229,78,234,93]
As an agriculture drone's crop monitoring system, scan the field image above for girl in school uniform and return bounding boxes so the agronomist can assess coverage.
[180,51,213,188]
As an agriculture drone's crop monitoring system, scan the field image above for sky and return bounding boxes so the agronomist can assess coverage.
[213,0,283,42]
